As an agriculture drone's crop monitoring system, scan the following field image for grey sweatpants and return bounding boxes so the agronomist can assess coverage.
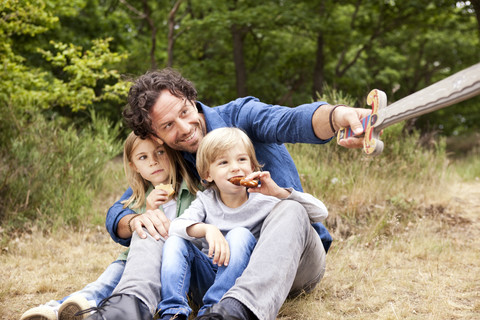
[112,231,165,315]
[223,200,326,320]
[113,199,326,320]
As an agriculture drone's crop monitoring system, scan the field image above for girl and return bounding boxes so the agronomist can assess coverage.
[20,132,199,320]
[158,127,328,320]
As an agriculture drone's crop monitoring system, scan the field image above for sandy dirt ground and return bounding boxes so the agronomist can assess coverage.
[1,181,479,320]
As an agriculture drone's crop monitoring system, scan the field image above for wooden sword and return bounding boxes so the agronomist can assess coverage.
[337,62,480,155]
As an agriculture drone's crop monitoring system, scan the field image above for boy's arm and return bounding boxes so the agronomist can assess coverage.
[285,189,328,222]
[187,223,230,267]
[247,171,328,222]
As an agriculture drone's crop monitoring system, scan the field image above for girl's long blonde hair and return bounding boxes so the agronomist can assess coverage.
[122,132,199,209]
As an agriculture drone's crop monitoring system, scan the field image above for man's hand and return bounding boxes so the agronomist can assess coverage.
[312,104,371,149]
[333,106,371,149]
[130,209,170,240]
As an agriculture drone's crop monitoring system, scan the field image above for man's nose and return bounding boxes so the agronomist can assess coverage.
[177,119,190,135]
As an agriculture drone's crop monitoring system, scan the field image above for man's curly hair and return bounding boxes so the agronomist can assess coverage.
[123,68,197,139]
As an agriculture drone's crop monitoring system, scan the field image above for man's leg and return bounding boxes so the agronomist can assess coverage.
[222,200,326,320]
[111,231,165,314]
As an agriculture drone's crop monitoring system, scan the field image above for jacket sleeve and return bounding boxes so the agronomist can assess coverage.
[105,187,135,246]
[285,188,328,223]
[218,97,331,144]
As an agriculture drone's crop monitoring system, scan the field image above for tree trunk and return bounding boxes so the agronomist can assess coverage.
[140,0,157,70]
[471,0,480,40]
[312,32,325,99]
[231,24,248,97]
[167,0,183,68]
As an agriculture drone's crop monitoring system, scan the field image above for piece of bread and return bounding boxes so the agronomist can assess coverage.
[155,183,175,197]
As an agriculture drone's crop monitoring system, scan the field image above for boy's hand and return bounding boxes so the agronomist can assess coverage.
[246,171,290,199]
[205,225,230,266]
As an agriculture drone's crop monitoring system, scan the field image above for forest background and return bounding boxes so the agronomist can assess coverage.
[1,1,480,318]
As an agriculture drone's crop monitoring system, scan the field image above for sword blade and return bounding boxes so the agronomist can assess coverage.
[376,62,480,130]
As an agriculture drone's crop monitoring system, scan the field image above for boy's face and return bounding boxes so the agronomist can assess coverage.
[150,89,207,154]
[130,139,170,187]
[206,144,253,195]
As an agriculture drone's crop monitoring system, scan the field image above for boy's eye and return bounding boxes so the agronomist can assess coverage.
[139,155,146,160]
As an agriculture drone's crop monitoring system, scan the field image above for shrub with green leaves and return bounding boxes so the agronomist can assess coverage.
[0,112,122,233]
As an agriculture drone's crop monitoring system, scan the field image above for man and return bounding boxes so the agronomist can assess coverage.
[87,69,368,320]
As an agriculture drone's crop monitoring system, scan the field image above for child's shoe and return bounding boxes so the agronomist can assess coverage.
[58,295,92,320]
[20,305,57,320]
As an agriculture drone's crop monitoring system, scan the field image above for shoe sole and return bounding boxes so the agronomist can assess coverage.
[20,306,57,320]
[58,296,91,320]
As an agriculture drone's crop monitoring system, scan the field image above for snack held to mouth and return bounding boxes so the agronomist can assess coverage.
[155,183,175,197]
[228,177,259,188]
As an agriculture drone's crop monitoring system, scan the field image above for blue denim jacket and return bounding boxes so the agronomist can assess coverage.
[107,97,333,251]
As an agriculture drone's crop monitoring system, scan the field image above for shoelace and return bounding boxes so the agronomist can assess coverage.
[74,293,125,317]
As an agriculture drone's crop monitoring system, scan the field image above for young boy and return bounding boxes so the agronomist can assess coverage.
[158,127,328,320]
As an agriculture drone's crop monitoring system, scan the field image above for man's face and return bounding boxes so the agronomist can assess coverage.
[150,90,207,154]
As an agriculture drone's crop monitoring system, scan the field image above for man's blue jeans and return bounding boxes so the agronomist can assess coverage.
[159,227,256,318]
[58,260,126,306]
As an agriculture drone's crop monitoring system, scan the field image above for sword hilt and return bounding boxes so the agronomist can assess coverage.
[337,89,387,156]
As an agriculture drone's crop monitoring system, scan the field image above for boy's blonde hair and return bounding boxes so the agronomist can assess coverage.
[122,132,199,209]
[196,127,262,189]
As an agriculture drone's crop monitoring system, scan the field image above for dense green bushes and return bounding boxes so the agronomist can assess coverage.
[0,111,122,237]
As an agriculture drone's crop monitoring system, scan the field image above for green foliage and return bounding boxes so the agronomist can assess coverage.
[0,111,122,232]
[0,0,128,237]
[37,38,129,112]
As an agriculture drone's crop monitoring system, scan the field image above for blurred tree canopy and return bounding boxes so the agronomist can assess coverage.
[1,0,479,136]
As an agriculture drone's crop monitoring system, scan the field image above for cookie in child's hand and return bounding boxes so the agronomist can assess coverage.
[155,183,175,197]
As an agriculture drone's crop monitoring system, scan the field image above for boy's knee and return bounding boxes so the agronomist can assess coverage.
[163,235,190,256]
[226,227,256,257]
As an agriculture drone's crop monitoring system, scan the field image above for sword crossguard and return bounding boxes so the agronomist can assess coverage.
[337,89,387,155]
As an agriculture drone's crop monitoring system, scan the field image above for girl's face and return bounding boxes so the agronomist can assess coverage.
[130,138,171,186]
[206,144,253,195]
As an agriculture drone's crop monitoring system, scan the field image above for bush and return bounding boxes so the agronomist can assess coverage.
[0,110,122,237]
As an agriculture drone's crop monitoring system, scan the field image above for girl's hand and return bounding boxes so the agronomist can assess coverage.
[204,225,230,266]
[130,209,171,241]
[245,171,291,199]
[146,188,172,211]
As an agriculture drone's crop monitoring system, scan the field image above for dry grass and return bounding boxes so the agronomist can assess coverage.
[1,178,479,319]
[279,181,480,320]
